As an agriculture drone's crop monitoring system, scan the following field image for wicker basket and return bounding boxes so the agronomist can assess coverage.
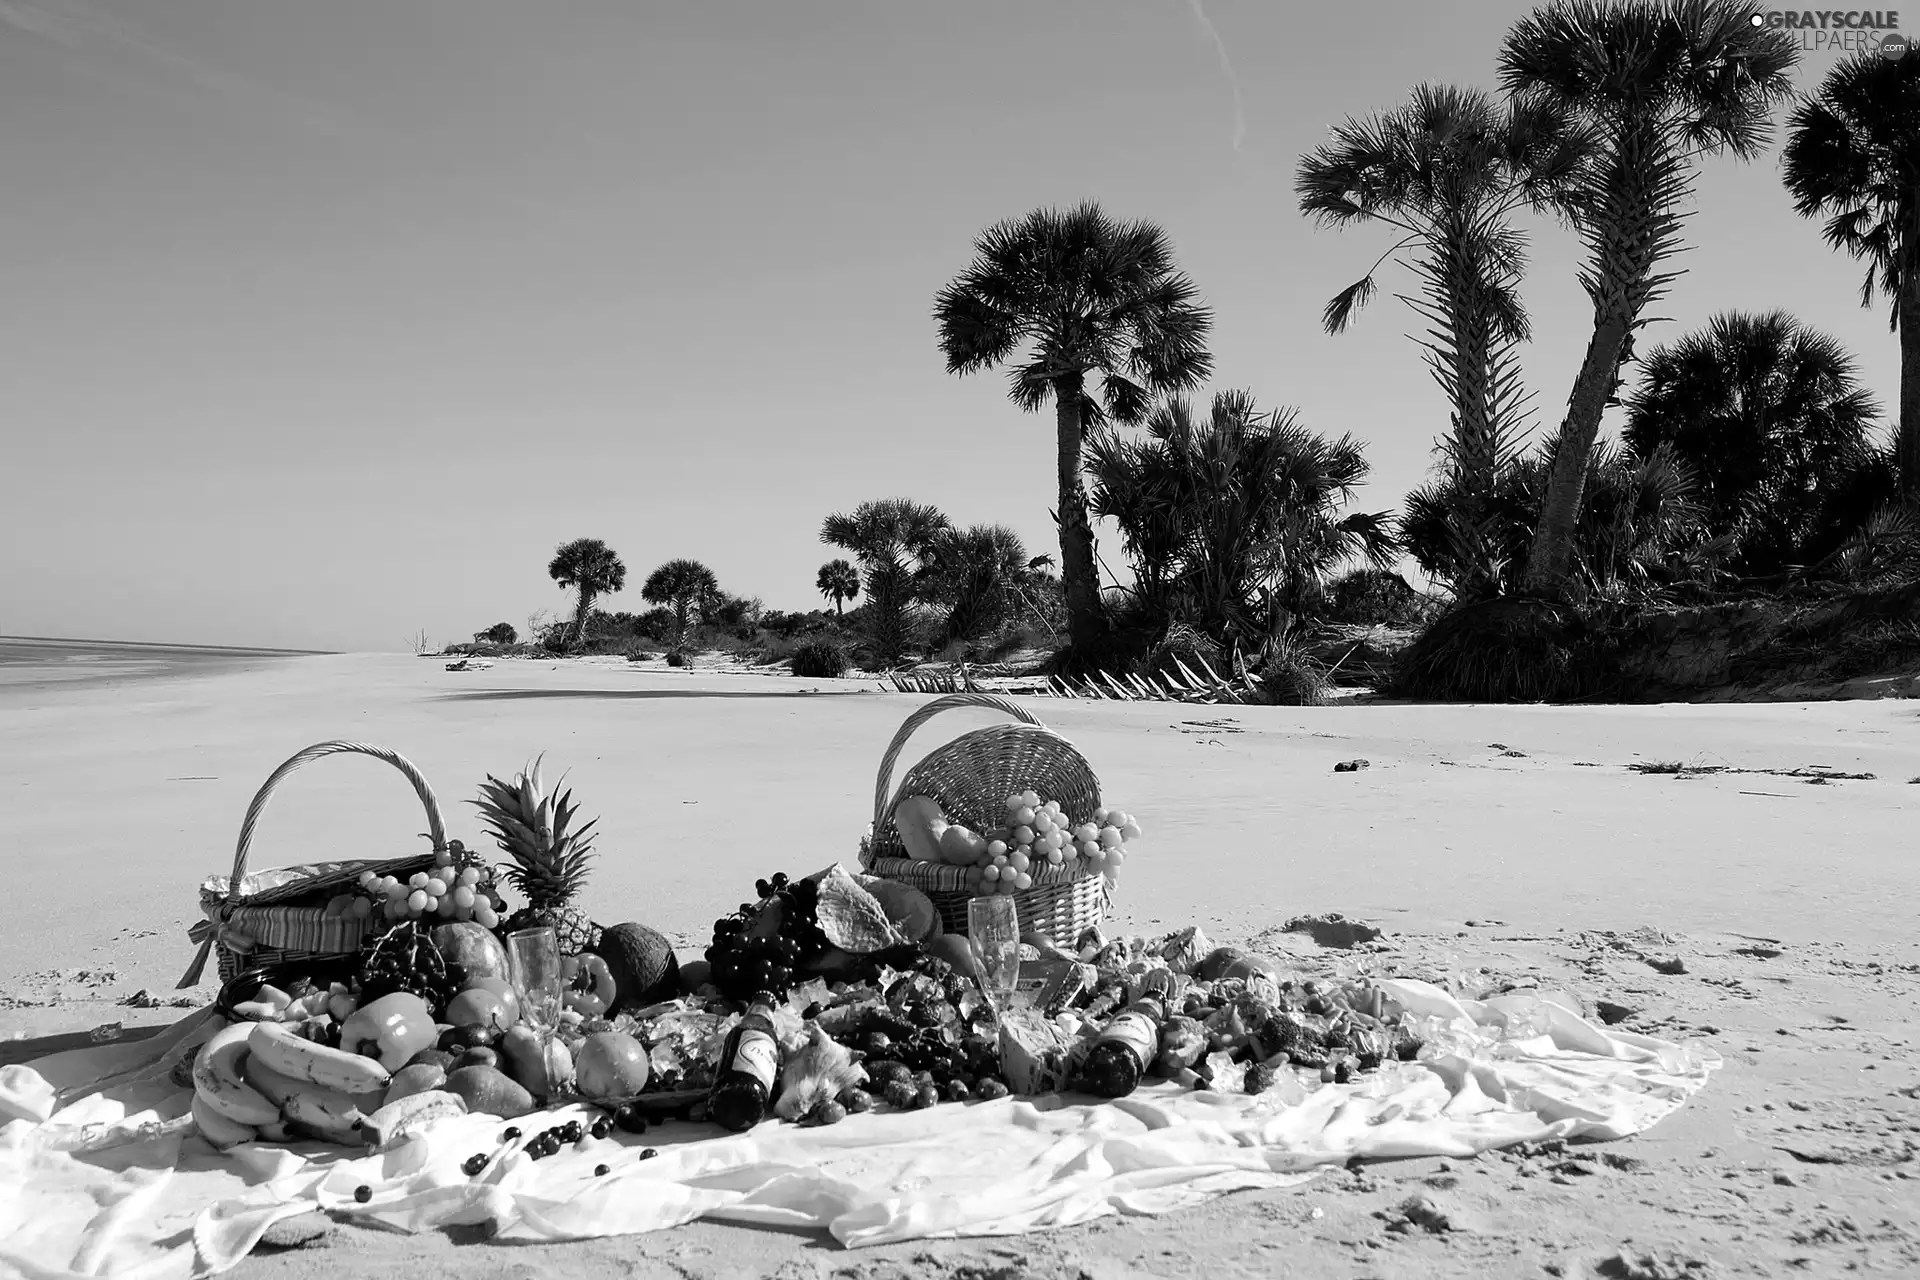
[176,740,459,988]
[859,692,1111,940]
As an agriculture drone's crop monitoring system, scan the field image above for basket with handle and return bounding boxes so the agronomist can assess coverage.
[176,740,463,988]
[858,692,1112,940]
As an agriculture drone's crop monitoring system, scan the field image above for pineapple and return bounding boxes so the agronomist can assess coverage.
[471,754,602,955]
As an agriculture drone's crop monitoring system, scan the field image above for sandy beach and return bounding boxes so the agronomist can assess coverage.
[4,654,1917,1277]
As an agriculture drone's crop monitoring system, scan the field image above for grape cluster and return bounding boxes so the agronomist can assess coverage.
[705,872,828,1002]
[358,919,453,1012]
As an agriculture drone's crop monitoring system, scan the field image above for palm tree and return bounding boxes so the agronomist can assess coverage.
[815,559,860,617]
[641,559,721,648]
[819,499,951,667]
[548,538,628,648]
[1499,0,1797,593]
[1298,84,1587,518]
[1782,50,1920,497]
[1622,311,1881,575]
[934,202,1214,653]
[923,524,1031,644]
[1086,391,1397,655]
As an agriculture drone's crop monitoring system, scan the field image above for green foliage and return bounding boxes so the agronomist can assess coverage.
[788,640,850,679]
[475,622,518,645]
[1401,432,1714,602]
[549,538,628,646]
[664,650,692,668]
[922,524,1031,644]
[1622,311,1882,576]
[1084,390,1397,658]
[816,559,861,616]
[1389,595,1618,702]
[820,498,950,668]
[641,559,723,646]
[1322,569,1424,627]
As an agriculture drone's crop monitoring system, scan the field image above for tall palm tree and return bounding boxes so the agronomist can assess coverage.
[1782,49,1920,497]
[819,499,951,667]
[1622,311,1881,575]
[923,524,1031,644]
[1086,391,1396,653]
[815,559,860,617]
[548,537,628,647]
[1500,0,1797,593]
[934,202,1214,653]
[1297,84,1587,512]
[641,558,721,648]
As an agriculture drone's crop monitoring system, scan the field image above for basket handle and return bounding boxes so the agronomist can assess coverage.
[871,692,1050,831]
[177,741,447,988]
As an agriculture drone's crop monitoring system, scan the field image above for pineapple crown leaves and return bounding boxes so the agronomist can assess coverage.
[467,760,598,902]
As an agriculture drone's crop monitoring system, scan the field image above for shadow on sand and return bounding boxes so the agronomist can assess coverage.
[433,687,872,702]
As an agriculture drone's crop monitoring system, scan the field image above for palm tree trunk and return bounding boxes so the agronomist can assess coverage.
[1052,374,1103,651]
[1900,210,1920,498]
[834,598,844,618]
[573,589,593,646]
[1521,315,1632,593]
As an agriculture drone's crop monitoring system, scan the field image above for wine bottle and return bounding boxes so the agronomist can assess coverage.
[1077,994,1168,1098]
[708,991,782,1132]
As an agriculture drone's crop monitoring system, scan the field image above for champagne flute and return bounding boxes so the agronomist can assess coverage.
[505,926,563,1035]
[967,895,1021,1013]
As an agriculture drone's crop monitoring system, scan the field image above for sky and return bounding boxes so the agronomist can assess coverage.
[0,0,1900,653]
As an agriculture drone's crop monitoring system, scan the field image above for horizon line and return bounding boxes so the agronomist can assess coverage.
[0,635,339,657]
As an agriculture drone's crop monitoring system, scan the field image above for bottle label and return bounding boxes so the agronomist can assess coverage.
[728,1029,779,1089]
[1097,1012,1158,1065]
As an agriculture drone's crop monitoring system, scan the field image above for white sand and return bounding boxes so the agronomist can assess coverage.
[4,654,1917,1277]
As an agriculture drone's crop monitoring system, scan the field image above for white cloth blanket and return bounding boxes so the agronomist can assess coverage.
[0,981,1719,1280]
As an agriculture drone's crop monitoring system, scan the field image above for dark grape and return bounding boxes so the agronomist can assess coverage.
[840,1088,874,1113]
[640,1148,658,1160]
[502,1127,521,1141]
[942,1079,972,1103]
[613,1105,648,1134]
[813,1099,848,1125]
[590,1118,613,1140]
[914,1083,940,1110]
[353,1185,372,1203]
[975,1077,1010,1101]
[882,1079,917,1109]
[594,1163,610,1177]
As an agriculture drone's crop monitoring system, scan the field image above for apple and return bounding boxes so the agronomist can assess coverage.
[573,1031,651,1102]
[444,983,517,1033]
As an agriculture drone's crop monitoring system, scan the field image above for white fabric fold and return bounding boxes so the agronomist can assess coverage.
[0,991,1720,1280]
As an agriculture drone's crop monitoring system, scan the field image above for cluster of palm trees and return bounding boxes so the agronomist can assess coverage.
[926,0,1916,680]
[815,501,1047,667]
[542,537,732,652]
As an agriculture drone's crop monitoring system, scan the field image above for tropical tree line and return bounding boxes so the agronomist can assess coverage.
[471,1,1916,694]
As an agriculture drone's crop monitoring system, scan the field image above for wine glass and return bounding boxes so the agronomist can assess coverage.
[505,926,563,1034]
[967,896,1021,1012]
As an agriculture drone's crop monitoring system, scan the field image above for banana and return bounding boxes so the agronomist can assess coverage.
[257,1119,293,1143]
[248,1020,391,1096]
[191,1090,259,1150]
[191,1022,282,1128]
[280,1087,370,1146]
[242,1053,385,1114]
[362,1089,467,1152]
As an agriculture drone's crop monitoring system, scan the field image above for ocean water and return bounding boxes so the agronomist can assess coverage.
[0,636,328,690]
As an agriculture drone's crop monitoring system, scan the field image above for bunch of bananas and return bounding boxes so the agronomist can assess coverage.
[188,1017,465,1151]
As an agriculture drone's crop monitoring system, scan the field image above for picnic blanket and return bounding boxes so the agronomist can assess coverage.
[0,979,1719,1280]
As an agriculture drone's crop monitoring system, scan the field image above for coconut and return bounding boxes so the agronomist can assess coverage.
[589,923,681,1013]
